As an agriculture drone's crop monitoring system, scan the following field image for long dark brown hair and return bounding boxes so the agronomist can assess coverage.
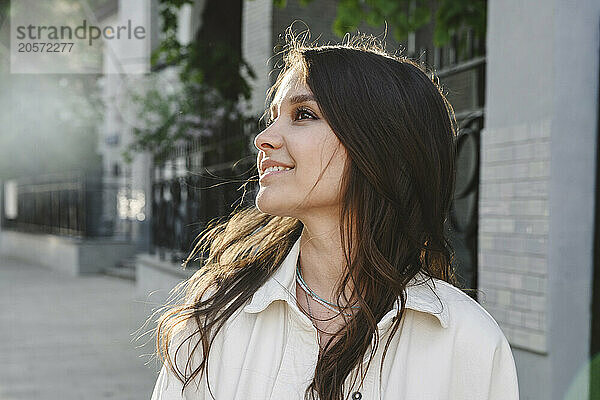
[152,29,459,400]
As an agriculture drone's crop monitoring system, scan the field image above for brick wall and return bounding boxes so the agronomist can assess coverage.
[478,118,551,353]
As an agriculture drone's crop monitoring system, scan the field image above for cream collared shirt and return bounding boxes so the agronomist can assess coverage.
[151,237,519,399]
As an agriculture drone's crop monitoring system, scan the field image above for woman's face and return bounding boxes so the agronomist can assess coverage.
[254,70,348,219]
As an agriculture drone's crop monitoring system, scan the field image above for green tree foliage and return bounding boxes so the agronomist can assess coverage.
[124,0,256,162]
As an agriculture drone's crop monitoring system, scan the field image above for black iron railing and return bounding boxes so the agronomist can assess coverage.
[447,114,483,299]
[415,29,486,298]
[1,171,131,238]
[151,119,259,264]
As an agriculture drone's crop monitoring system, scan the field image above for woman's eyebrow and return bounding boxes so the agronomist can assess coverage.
[289,93,316,105]
[269,93,317,117]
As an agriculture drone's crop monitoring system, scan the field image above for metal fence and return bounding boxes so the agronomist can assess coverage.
[447,113,483,299]
[1,171,132,239]
[151,119,259,264]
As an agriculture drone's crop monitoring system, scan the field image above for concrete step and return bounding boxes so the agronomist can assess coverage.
[102,264,136,281]
[102,256,137,281]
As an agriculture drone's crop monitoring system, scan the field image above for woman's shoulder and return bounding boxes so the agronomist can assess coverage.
[424,277,509,346]
[398,277,520,398]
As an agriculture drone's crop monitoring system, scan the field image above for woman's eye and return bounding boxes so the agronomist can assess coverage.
[264,107,316,127]
[294,107,316,121]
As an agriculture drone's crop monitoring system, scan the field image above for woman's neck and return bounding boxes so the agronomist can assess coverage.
[298,225,355,304]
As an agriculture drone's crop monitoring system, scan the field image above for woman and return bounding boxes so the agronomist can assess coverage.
[150,31,519,400]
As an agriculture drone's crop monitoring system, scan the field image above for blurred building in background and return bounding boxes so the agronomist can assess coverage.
[0,0,139,276]
[1,0,600,399]
[95,0,153,256]
[482,1,600,399]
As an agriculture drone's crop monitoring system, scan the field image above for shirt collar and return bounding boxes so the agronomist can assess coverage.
[242,235,449,329]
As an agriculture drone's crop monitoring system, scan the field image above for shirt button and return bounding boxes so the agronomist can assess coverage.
[351,391,362,399]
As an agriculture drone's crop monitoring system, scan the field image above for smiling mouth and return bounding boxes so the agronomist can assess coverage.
[260,167,295,180]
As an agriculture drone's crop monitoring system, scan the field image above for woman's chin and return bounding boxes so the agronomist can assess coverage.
[255,195,296,218]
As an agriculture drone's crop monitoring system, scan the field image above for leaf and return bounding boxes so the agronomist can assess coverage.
[433,26,451,47]
[366,10,385,27]
[412,5,431,28]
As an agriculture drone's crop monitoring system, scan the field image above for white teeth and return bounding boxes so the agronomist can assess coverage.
[263,166,293,174]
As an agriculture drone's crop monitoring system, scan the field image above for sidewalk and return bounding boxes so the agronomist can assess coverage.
[0,255,162,400]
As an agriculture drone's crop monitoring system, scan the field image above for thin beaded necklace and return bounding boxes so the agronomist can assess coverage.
[302,288,323,354]
[295,258,360,317]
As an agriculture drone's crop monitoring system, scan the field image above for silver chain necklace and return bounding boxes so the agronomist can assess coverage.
[296,258,358,317]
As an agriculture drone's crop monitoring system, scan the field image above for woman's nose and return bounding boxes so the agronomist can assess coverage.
[254,127,283,152]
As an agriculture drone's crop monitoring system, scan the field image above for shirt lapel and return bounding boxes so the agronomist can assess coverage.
[242,236,449,329]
